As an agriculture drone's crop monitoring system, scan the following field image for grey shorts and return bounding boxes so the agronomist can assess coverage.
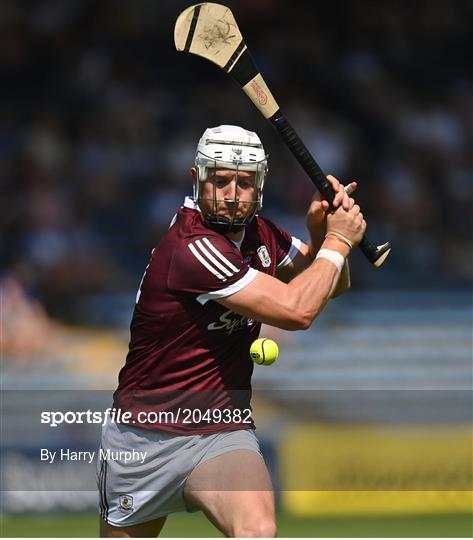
[96,420,262,527]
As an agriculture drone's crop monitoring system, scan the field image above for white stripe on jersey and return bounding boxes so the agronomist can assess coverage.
[188,243,227,281]
[195,239,234,278]
[188,239,240,282]
[196,267,258,305]
[202,237,239,272]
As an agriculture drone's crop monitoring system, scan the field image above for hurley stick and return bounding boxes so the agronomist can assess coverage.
[175,3,391,267]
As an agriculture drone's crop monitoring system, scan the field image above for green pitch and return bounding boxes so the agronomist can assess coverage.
[1,511,472,537]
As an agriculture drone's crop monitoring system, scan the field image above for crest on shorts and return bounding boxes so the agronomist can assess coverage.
[119,494,134,512]
[257,245,271,268]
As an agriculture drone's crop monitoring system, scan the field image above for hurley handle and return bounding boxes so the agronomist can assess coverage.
[270,113,391,267]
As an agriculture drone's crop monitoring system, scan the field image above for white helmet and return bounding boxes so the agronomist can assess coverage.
[194,125,268,232]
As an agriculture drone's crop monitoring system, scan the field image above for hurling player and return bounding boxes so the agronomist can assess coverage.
[97,125,365,537]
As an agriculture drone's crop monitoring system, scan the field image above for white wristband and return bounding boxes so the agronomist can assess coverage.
[315,248,345,272]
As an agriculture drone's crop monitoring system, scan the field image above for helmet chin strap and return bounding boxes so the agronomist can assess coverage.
[203,212,247,233]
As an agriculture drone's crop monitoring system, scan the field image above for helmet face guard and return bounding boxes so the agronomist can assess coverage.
[193,126,268,233]
[194,154,267,233]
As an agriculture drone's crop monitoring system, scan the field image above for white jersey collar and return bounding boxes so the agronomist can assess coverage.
[183,196,200,211]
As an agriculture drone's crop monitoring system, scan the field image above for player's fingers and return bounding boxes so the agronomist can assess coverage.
[352,204,361,215]
[341,182,357,210]
[344,182,357,196]
[332,182,345,208]
[321,200,330,211]
[341,189,353,211]
[327,175,342,205]
[309,197,323,211]
[327,174,341,191]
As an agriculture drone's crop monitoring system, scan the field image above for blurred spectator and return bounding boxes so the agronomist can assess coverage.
[0,275,59,359]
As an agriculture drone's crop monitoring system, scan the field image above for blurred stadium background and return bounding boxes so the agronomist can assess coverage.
[1,0,472,537]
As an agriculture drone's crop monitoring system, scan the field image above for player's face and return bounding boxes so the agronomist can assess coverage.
[199,168,258,220]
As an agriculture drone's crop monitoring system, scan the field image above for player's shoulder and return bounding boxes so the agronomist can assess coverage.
[167,208,243,268]
[165,201,211,241]
[255,214,278,229]
[167,217,247,289]
[184,231,238,262]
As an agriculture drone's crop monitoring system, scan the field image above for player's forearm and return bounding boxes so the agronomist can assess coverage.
[286,262,339,328]
[218,240,351,331]
[309,227,351,299]
[306,243,351,298]
[286,238,350,328]
[331,259,351,298]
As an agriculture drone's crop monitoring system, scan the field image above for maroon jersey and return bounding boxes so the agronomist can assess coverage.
[113,197,302,434]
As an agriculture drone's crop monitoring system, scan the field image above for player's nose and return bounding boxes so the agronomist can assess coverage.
[223,177,239,195]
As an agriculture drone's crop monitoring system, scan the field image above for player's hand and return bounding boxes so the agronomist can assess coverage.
[306,194,329,232]
[306,175,357,235]
[326,199,366,247]
[328,174,357,211]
